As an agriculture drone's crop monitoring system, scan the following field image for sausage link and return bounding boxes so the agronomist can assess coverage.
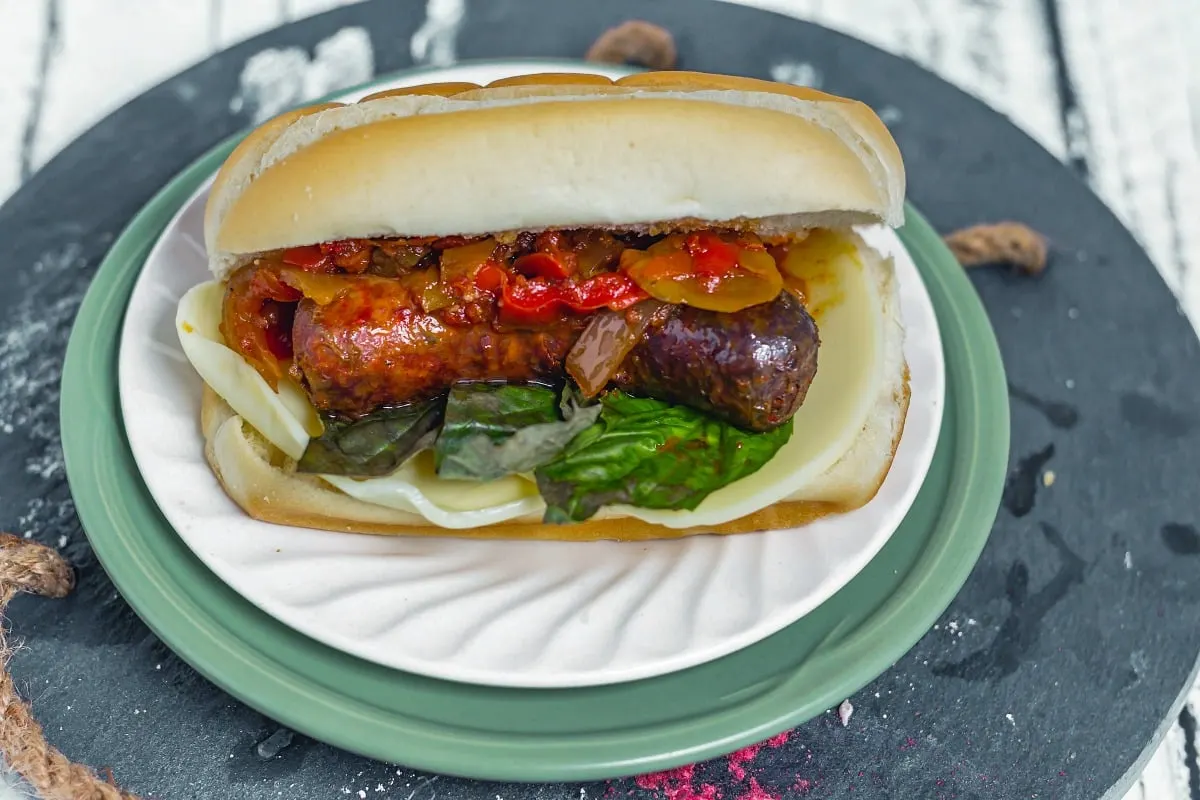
[615,291,819,432]
[291,282,582,416]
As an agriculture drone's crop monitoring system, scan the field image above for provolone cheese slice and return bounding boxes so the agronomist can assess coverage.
[321,451,543,529]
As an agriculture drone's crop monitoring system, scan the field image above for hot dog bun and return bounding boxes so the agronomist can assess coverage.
[205,71,905,281]
[181,70,912,540]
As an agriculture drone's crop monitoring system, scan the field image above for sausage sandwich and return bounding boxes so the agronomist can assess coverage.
[176,70,911,540]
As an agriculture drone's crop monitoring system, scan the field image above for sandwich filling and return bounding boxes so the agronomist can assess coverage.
[184,226,876,524]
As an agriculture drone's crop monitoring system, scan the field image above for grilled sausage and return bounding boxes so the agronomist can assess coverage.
[614,291,819,432]
[291,287,583,416]
[287,272,817,428]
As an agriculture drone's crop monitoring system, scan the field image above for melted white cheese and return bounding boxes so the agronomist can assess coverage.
[176,281,318,461]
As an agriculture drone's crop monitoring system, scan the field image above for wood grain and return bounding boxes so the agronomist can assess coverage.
[0,0,50,203]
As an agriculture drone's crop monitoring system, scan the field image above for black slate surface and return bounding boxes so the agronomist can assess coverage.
[1,1,1199,799]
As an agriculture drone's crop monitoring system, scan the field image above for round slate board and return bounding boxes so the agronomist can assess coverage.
[3,2,1199,799]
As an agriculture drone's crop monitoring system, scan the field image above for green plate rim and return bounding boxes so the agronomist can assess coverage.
[60,62,1009,782]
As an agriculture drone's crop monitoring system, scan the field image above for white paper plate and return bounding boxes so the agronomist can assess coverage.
[116,63,945,688]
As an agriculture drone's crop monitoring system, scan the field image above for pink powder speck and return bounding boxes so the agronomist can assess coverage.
[633,765,721,800]
[900,737,917,751]
[727,745,762,781]
[792,778,813,794]
[727,731,791,781]
[734,778,778,800]
[765,732,790,748]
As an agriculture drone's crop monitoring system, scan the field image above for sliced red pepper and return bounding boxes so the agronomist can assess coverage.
[473,265,649,324]
[474,263,506,292]
[281,244,332,272]
[571,272,649,311]
[684,232,740,275]
[512,252,572,280]
[502,279,563,324]
[321,239,372,273]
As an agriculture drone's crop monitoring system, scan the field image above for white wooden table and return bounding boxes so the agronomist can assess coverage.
[0,1,1196,798]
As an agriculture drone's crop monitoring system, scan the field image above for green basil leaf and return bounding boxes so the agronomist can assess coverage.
[434,383,602,482]
[534,391,792,523]
[296,398,444,477]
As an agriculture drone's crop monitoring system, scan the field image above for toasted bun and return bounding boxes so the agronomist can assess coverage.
[204,71,905,281]
[197,231,910,542]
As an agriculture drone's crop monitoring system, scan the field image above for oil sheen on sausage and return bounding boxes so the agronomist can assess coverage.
[614,291,819,432]
[291,283,583,416]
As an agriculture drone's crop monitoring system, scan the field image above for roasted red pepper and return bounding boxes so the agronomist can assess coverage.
[282,240,374,273]
[282,244,331,272]
[474,264,649,324]
[512,252,572,280]
[684,231,742,274]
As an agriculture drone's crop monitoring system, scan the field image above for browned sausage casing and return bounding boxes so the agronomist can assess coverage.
[614,291,820,432]
[291,282,583,416]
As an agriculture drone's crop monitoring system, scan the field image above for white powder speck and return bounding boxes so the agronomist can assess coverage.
[838,699,854,726]
[56,535,66,548]
[933,624,939,630]
[1042,470,1056,487]
[948,621,959,633]
[2,244,89,542]
[770,61,822,88]
[358,791,367,799]
[376,784,385,792]
[411,0,465,67]
[342,790,351,795]
[877,105,903,125]
[1124,551,1133,570]
[1006,714,1016,726]
[1130,650,1149,678]
[1065,379,1075,389]
[967,619,978,626]
[232,27,374,125]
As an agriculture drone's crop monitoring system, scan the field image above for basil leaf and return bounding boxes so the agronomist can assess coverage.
[434,383,602,482]
[534,391,792,523]
[296,398,444,477]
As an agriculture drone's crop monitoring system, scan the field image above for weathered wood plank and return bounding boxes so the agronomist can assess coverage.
[284,0,365,21]
[729,0,1066,157]
[0,0,50,204]
[215,0,287,48]
[1120,721,1190,800]
[29,0,213,174]
[1055,0,1200,328]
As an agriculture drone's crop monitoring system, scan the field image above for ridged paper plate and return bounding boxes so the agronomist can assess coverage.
[112,64,944,688]
[62,61,1007,779]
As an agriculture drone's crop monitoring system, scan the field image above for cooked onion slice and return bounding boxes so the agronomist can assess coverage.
[566,299,667,398]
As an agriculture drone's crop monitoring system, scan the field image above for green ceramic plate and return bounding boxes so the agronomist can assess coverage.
[61,65,1008,782]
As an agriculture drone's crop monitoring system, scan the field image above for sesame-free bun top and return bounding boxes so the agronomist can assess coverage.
[204,70,906,281]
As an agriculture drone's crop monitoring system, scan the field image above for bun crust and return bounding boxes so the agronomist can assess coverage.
[205,70,905,280]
